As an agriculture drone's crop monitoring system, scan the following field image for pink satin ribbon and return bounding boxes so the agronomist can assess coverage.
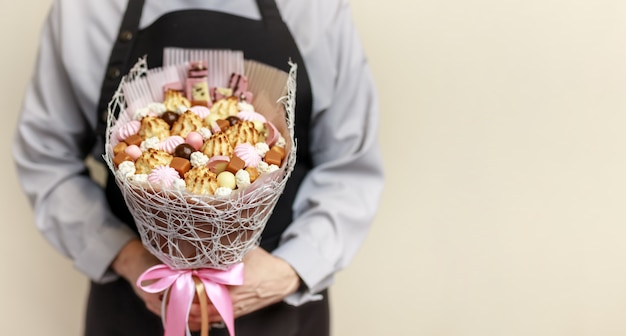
[137,263,244,336]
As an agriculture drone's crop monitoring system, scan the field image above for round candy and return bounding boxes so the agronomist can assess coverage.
[174,143,196,160]
[217,171,237,189]
[185,131,204,151]
[161,111,179,127]
[226,116,241,126]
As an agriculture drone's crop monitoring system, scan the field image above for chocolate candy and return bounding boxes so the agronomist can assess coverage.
[216,119,231,132]
[226,115,241,126]
[113,142,128,155]
[113,152,132,167]
[246,167,259,183]
[124,134,143,147]
[264,150,282,166]
[170,157,191,178]
[188,61,207,76]
[191,100,210,107]
[189,69,208,78]
[226,155,245,174]
[270,145,286,160]
[161,111,179,128]
[174,143,196,160]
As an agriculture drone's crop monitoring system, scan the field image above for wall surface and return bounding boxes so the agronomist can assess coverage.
[2,1,626,335]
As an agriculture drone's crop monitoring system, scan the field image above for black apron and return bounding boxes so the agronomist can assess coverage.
[86,1,328,335]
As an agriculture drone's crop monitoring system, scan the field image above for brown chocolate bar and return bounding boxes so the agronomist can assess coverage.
[113,152,132,167]
[170,157,191,178]
[264,150,282,166]
[270,146,286,160]
[246,167,259,183]
[226,156,245,174]
[113,142,128,155]
[216,119,231,132]
[124,134,143,147]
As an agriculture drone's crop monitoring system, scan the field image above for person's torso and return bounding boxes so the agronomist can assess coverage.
[52,0,339,154]
[99,0,314,250]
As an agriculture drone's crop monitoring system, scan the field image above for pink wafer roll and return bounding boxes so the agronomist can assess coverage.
[189,69,208,78]
[188,61,207,78]
[228,73,248,98]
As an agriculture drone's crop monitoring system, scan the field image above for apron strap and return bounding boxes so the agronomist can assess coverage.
[95,0,145,139]
[256,0,283,30]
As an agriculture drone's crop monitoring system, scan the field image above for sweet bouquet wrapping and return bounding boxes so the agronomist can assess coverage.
[103,49,297,336]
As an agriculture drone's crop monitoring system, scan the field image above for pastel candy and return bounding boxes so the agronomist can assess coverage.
[148,166,179,188]
[116,120,141,141]
[265,121,280,147]
[124,145,142,161]
[160,136,185,154]
[190,106,211,120]
[237,111,266,123]
[217,171,236,189]
[186,131,204,150]
[234,143,262,168]
[207,155,230,174]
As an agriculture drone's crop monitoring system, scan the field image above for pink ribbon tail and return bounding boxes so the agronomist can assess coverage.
[137,263,245,336]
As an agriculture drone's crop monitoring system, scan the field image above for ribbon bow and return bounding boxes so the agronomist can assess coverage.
[137,263,244,336]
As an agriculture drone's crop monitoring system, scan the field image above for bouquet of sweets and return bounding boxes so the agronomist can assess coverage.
[103,49,297,336]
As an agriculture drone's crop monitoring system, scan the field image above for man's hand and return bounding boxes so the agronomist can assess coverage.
[111,240,164,316]
[111,240,209,331]
[112,242,300,329]
[228,247,301,318]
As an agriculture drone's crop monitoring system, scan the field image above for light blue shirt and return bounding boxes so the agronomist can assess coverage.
[13,0,383,305]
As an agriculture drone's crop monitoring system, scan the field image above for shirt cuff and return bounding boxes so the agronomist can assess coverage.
[74,219,138,283]
[272,235,335,306]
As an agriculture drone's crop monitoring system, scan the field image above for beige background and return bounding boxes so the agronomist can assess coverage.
[2,0,626,335]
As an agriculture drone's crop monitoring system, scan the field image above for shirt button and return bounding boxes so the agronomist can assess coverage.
[107,67,121,79]
[118,30,133,42]
[101,109,108,122]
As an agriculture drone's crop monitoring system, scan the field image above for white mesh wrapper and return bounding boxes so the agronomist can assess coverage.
[103,56,297,270]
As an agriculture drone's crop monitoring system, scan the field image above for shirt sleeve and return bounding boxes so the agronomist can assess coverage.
[12,3,137,283]
[272,1,385,305]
